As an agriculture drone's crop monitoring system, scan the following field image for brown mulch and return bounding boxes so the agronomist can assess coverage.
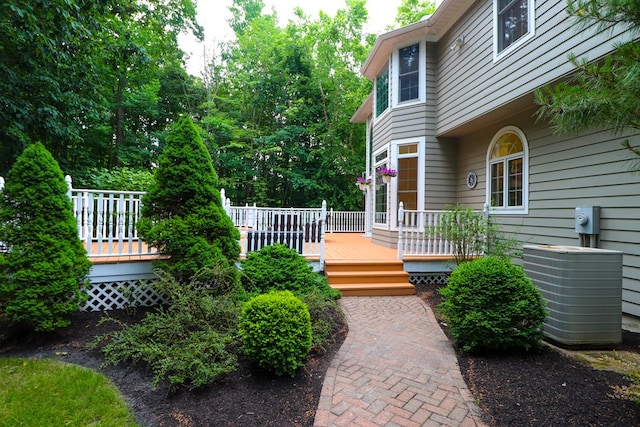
[415,282,640,427]
[0,308,348,427]
[2,285,640,426]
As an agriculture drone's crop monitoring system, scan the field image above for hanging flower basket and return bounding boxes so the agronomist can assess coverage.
[377,167,397,184]
[356,176,372,190]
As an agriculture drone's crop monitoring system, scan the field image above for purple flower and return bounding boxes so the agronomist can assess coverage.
[377,168,397,177]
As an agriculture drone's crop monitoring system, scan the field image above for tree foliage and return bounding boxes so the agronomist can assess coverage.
[0,0,203,176]
[392,0,436,28]
[198,0,373,209]
[137,116,240,281]
[0,0,410,210]
[0,143,91,332]
[535,0,640,164]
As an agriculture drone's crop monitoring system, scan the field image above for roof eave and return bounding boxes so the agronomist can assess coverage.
[360,0,476,80]
[350,92,373,123]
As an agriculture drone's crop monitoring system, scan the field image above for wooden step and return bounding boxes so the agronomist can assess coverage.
[325,260,405,272]
[331,282,415,297]
[326,270,409,284]
[324,260,414,297]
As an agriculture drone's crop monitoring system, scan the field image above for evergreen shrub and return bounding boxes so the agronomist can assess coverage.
[239,290,312,377]
[300,289,344,352]
[137,115,240,282]
[240,244,339,299]
[0,143,91,333]
[90,265,241,391]
[438,257,547,353]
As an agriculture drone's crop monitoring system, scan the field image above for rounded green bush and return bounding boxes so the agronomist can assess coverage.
[239,290,312,377]
[240,244,339,299]
[438,257,547,353]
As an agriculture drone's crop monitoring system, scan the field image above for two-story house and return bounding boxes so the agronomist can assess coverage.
[352,0,640,316]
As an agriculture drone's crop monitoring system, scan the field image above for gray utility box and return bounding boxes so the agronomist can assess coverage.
[523,245,622,346]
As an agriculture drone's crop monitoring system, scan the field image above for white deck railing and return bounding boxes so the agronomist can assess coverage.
[397,206,453,259]
[224,201,327,263]
[1,175,364,262]
[397,203,486,259]
[327,209,365,233]
[70,185,154,257]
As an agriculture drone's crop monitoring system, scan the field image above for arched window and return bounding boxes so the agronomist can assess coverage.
[486,126,528,214]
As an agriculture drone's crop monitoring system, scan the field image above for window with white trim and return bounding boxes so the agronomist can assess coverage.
[375,64,389,117]
[486,127,528,214]
[398,43,419,102]
[494,0,534,59]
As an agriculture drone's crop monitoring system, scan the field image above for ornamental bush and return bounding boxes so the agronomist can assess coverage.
[438,257,547,353]
[90,264,242,391]
[239,291,312,377]
[137,115,240,282]
[432,205,523,265]
[0,143,91,333]
[240,244,339,299]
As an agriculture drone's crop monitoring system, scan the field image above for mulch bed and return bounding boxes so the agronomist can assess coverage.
[415,282,640,427]
[2,285,640,426]
[0,308,347,426]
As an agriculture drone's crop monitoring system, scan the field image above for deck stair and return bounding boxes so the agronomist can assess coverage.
[325,260,415,296]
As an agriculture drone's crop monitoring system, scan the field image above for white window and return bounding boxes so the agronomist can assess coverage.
[392,41,425,107]
[493,0,535,61]
[486,126,528,215]
[375,64,389,117]
[398,44,419,102]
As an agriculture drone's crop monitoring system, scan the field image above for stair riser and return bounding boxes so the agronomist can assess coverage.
[325,263,404,273]
[325,260,414,296]
[327,275,409,285]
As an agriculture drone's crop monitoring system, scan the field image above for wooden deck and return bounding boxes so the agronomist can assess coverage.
[324,233,397,260]
[85,233,433,297]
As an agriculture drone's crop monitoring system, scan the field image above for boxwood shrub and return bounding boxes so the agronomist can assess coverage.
[239,290,312,377]
[438,256,547,353]
[240,244,339,299]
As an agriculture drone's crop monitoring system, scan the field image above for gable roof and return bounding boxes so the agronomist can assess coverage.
[360,0,476,80]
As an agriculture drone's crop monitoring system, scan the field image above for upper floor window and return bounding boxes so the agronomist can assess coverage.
[494,0,534,59]
[398,43,419,102]
[486,126,528,214]
[375,66,389,117]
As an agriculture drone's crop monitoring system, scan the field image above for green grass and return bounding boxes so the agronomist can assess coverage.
[0,358,138,427]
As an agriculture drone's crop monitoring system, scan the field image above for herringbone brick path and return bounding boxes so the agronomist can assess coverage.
[314,296,487,427]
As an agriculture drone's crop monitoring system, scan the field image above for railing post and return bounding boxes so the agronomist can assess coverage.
[397,202,404,260]
[329,208,334,233]
[65,175,72,200]
[320,200,327,268]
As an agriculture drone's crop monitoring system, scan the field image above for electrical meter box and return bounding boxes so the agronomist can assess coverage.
[575,206,600,234]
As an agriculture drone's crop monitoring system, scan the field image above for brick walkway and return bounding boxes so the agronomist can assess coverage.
[314,296,487,427]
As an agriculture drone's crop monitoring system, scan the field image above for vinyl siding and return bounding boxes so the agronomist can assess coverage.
[425,42,458,209]
[436,0,632,136]
[456,112,640,316]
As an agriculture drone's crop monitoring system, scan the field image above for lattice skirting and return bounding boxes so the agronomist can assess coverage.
[409,273,449,286]
[81,279,165,312]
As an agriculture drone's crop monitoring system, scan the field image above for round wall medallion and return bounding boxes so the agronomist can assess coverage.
[466,171,478,189]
